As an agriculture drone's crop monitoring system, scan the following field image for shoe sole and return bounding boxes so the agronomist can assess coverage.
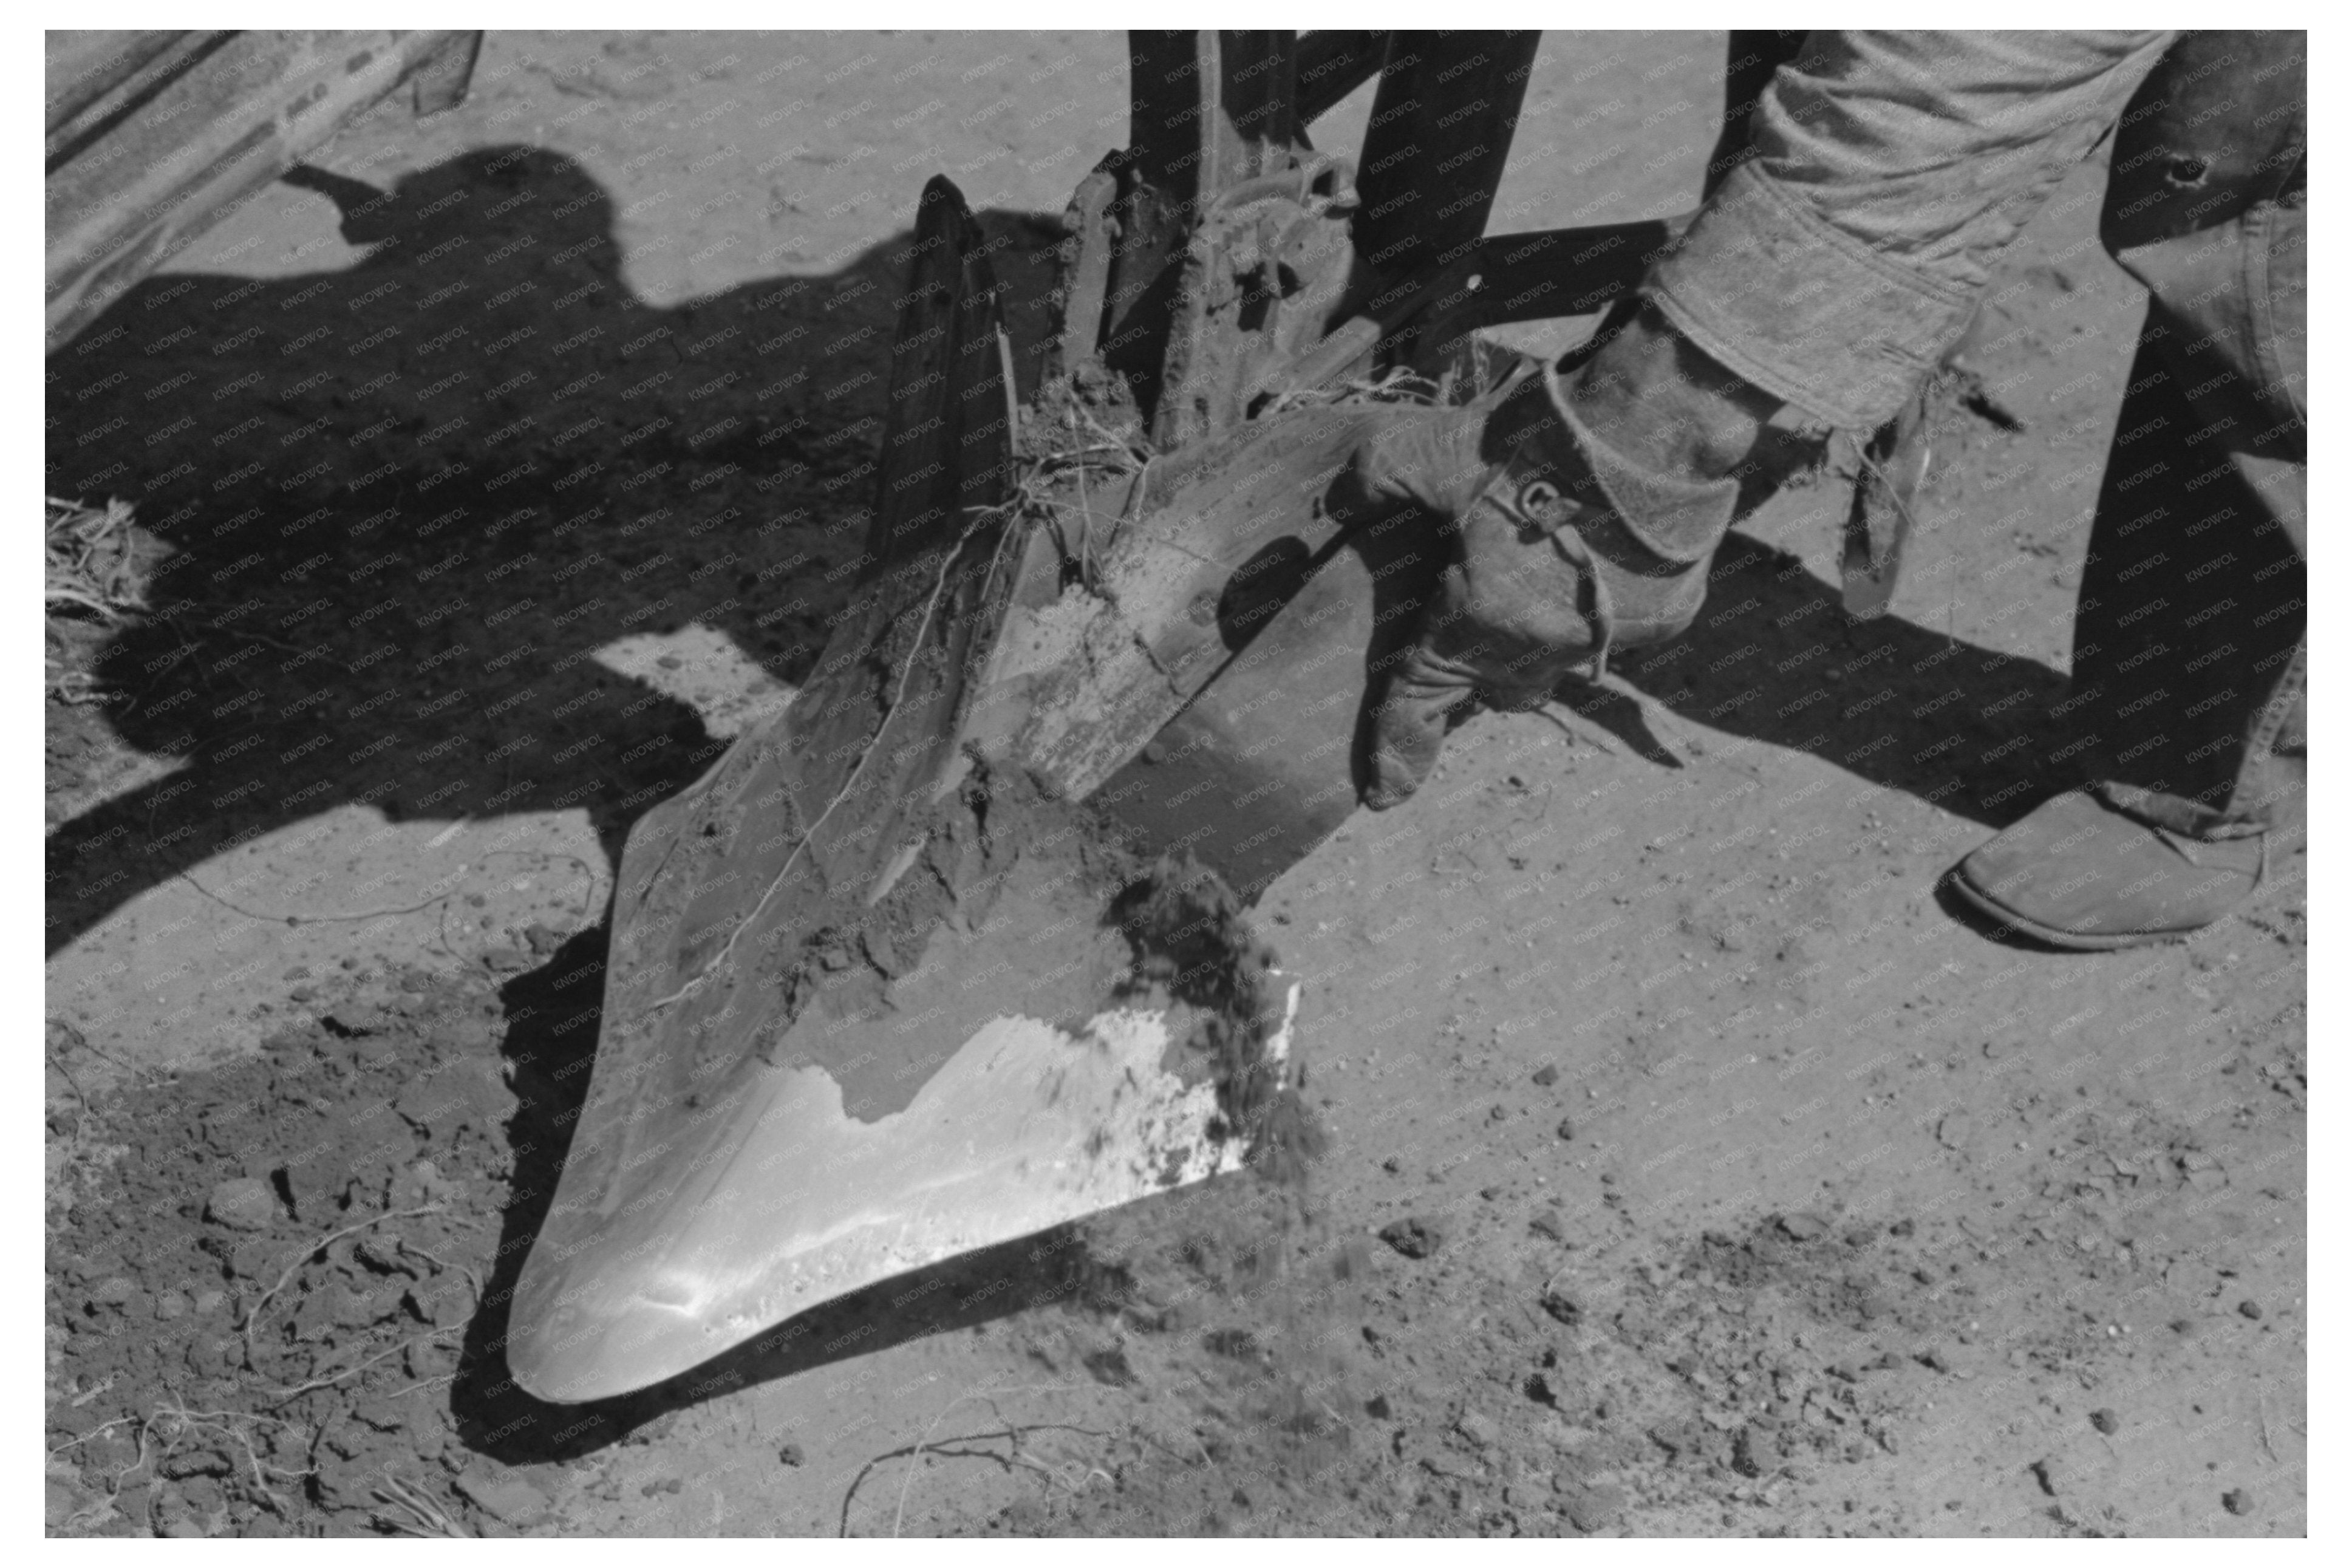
[1943,868,2190,953]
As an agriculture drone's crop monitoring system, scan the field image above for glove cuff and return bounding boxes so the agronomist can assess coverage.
[1521,363,1740,569]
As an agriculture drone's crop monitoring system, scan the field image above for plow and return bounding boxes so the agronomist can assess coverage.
[493,29,1892,1404]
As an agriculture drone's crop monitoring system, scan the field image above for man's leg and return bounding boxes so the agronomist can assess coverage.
[1951,194,2306,947]
[1357,32,2181,807]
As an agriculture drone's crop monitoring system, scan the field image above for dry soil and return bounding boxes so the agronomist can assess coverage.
[44,30,2304,1538]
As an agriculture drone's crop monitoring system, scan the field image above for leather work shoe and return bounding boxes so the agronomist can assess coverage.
[1949,782,2266,950]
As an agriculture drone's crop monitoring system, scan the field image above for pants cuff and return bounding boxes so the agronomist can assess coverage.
[1645,162,1977,430]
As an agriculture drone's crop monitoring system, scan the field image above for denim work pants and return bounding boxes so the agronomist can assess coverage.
[2074,191,2305,833]
[1646,30,2305,833]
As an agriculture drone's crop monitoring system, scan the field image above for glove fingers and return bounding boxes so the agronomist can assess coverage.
[1365,646,1478,811]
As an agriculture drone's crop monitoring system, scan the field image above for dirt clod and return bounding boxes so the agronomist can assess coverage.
[1558,1477,1626,1533]
[456,1467,551,1526]
[1116,851,1318,1175]
[1378,1218,1442,1260]
[204,1178,278,1232]
[2223,1487,2254,1516]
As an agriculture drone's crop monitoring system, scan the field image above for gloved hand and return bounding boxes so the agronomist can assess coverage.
[1335,358,1743,809]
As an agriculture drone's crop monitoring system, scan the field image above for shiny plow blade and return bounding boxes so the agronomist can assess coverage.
[506,442,1302,1402]
[509,171,1361,1403]
[508,981,1293,1403]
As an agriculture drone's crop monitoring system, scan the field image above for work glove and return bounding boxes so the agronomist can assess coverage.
[1337,361,1741,809]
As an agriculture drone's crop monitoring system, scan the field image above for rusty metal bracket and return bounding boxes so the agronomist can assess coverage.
[1152,153,1361,445]
[1103,32,1306,431]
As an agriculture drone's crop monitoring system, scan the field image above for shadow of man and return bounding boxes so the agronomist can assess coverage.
[44,145,1061,956]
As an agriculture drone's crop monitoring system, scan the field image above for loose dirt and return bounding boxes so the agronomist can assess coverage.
[46,31,2303,1538]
